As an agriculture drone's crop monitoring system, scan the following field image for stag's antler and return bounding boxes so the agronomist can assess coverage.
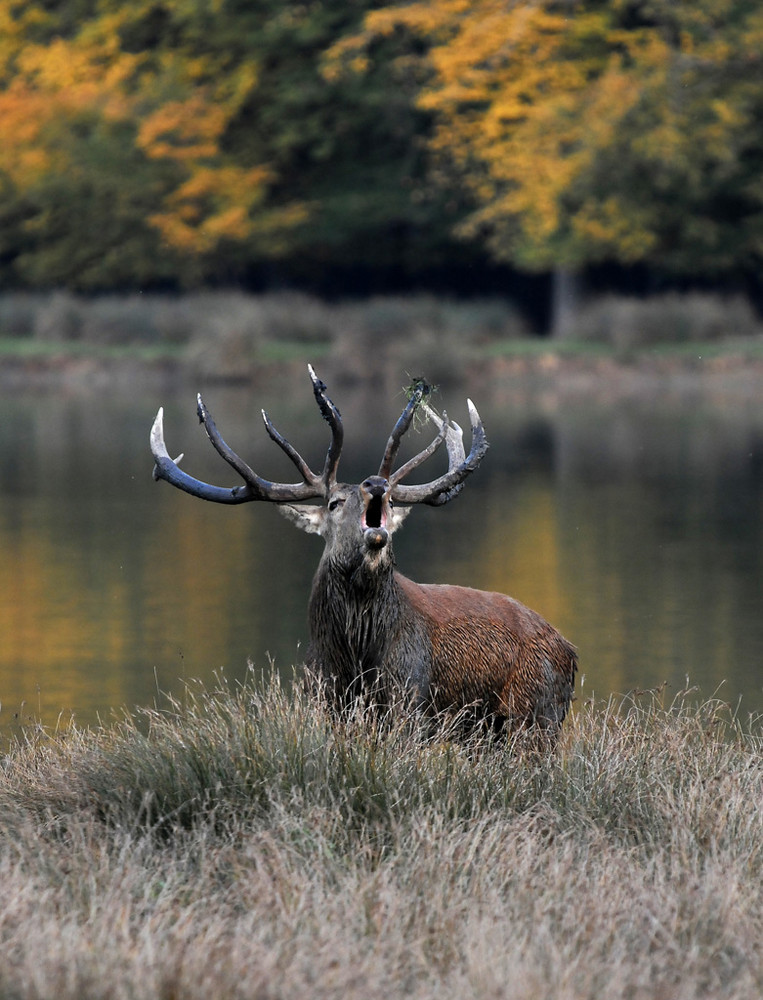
[150,364,343,504]
[379,384,488,507]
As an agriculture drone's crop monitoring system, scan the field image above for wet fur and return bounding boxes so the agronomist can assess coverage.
[304,540,577,735]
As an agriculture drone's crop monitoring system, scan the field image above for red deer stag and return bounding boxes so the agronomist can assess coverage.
[150,366,577,736]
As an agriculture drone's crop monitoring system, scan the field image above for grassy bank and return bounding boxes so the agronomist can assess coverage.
[1,675,761,999]
[1,290,763,389]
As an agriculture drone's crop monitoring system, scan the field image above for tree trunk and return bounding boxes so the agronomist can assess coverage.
[550,267,583,340]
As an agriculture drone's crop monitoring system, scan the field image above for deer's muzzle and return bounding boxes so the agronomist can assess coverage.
[360,476,391,550]
[364,526,388,550]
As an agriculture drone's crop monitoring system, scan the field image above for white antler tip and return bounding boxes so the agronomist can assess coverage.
[150,407,165,447]
[150,406,173,468]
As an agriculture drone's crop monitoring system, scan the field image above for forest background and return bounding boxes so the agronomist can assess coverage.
[1,0,763,338]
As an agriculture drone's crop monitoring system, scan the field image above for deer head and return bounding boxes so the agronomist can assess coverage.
[150,366,488,573]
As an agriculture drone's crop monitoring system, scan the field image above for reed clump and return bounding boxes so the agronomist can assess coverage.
[1,674,761,1000]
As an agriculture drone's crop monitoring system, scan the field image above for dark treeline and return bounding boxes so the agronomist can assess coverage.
[1,1,762,326]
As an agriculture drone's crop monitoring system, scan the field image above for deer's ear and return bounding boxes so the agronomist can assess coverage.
[389,505,412,533]
[278,503,327,536]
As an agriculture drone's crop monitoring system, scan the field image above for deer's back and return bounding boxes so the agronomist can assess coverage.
[396,574,577,728]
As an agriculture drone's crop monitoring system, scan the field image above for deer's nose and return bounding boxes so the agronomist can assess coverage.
[361,476,389,499]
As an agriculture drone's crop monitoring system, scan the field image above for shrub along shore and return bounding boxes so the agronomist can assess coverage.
[1,290,763,394]
[1,674,761,999]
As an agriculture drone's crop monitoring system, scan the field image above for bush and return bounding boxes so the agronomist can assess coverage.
[332,295,529,386]
[0,293,40,338]
[573,292,763,350]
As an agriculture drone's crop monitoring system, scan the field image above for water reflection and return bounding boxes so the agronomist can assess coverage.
[1,369,762,738]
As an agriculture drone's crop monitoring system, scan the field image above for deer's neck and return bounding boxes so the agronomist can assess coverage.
[307,552,409,693]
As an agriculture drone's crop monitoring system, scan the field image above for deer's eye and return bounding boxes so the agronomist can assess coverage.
[328,497,345,511]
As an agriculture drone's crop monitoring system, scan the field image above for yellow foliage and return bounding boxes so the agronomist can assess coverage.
[137,97,228,162]
[571,198,656,260]
[345,0,762,268]
[17,36,139,116]
[0,86,60,183]
[150,165,274,253]
[0,2,278,259]
[0,19,142,185]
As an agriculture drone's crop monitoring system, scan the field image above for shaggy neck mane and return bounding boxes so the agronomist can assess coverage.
[308,552,404,694]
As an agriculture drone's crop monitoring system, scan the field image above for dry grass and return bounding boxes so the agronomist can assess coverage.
[0,290,528,383]
[1,674,761,1000]
[3,289,763,382]
[572,292,763,350]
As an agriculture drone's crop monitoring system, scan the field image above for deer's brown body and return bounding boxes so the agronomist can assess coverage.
[151,367,577,736]
[304,543,576,731]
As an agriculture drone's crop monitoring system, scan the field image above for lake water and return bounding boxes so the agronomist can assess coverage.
[1,366,762,736]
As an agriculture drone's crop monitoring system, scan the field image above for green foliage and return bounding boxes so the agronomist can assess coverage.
[347,0,763,277]
[1,1,762,289]
[0,0,460,290]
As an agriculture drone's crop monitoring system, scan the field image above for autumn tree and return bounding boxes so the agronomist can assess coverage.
[0,0,464,290]
[337,0,763,331]
[4,0,761,302]
[0,0,298,287]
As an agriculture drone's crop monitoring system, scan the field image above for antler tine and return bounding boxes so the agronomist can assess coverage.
[390,398,488,507]
[150,395,328,505]
[198,393,327,500]
[388,417,448,486]
[308,364,344,488]
[422,402,466,467]
[378,380,432,479]
[151,406,254,504]
[196,394,260,486]
[261,408,322,488]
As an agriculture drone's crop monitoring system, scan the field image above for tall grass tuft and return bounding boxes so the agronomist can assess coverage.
[1,673,761,999]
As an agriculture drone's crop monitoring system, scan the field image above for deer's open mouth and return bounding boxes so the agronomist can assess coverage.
[363,494,386,530]
[362,494,389,550]
[359,476,391,550]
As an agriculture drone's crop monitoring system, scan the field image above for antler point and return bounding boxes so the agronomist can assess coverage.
[196,393,208,424]
[150,407,168,457]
